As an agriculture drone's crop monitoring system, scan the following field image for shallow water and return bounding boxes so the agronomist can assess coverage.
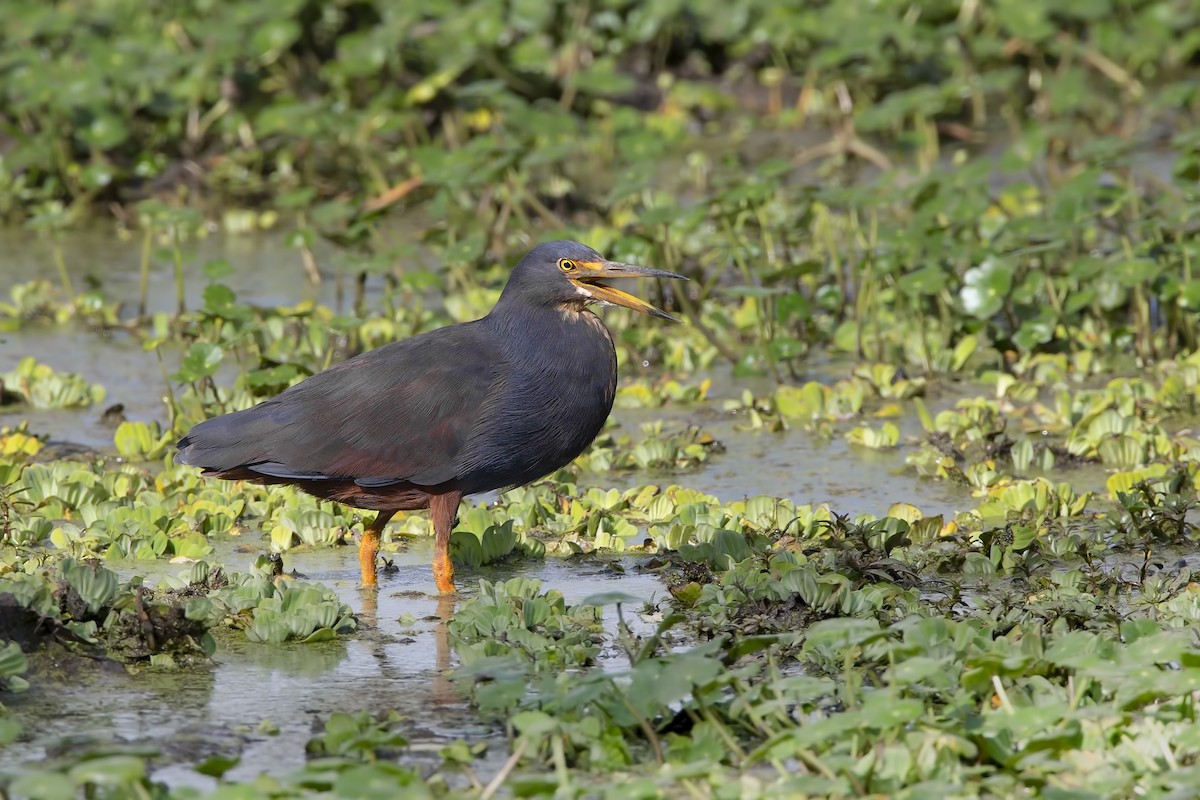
[0,538,666,786]
[0,226,375,314]
[0,227,979,783]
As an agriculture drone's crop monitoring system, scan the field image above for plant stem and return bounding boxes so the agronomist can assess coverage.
[173,230,186,317]
[52,240,75,302]
[139,227,152,318]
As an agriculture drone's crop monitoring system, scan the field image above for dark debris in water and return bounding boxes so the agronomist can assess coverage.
[0,593,59,653]
[7,567,217,673]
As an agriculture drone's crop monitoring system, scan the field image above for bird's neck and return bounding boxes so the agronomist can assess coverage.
[488,299,599,335]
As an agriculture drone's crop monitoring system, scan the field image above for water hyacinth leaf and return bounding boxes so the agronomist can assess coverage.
[1012,311,1057,352]
[310,602,340,629]
[0,717,19,744]
[860,694,925,727]
[174,343,224,382]
[172,533,213,559]
[66,755,148,787]
[521,598,553,629]
[481,521,518,563]
[202,283,243,319]
[774,383,827,420]
[885,655,949,686]
[726,634,789,660]
[8,773,76,800]
[1111,258,1159,288]
[0,641,29,691]
[1,357,105,409]
[270,524,297,551]
[846,422,899,449]
[245,364,304,395]
[627,645,724,709]
[1010,438,1035,472]
[333,764,431,799]
[247,616,288,644]
[0,428,43,459]
[79,110,129,150]
[885,503,923,524]
[743,495,798,530]
[4,3,1200,792]
[61,559,119,614]
[906,515,944,543]
[184,596,216,622]
[1097,436,1146,468]
[1009,524,1039,550]
[803,617,886,652]
[1178,279,1200,309]
[511,710,558,738]
[897,264,949,296]
[1023,716,1084,757]
[50,525,77,552]
[113,421,173,460]
[1105,464,1169,498]
[678,529,753,567]
[253,18,301,62]
[194,755,241,779]
[133,531,171,560]
[149,653,176,668]
[450,532,485,568]
[960,257,1013,319]
[950,335,979,372]
[777,291,811,322]
[456,506,494,537]
[186,561,212,584]
[200,632,217,657]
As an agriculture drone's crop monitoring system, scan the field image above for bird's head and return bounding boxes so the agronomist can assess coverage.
[501,240,687,321]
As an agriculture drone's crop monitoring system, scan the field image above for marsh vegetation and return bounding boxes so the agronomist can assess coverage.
[3,0,1200,797]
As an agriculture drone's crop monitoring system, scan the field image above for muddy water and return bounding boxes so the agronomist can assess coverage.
[0,226,383,313]
[0,228,988,783]
[1,539,666,787]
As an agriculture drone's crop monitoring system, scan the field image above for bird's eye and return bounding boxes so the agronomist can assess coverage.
[558,259,576,272]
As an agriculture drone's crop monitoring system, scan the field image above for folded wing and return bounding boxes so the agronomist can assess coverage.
[175,325,504,488]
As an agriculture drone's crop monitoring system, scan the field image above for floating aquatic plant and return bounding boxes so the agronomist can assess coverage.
[0,358,104,410]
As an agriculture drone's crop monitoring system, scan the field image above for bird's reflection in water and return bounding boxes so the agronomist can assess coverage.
[355,583,458,706]
[432,593,456,706]
[357,583,380,627]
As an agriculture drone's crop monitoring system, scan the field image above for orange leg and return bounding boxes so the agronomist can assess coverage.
[430,491,463,594]
[359,510,396,586]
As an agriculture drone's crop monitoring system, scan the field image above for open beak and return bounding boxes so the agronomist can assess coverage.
[569,261,688,322]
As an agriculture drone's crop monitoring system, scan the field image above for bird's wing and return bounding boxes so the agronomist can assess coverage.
[175,324,504,487]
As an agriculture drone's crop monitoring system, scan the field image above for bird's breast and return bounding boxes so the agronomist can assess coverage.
[456,310,618,493]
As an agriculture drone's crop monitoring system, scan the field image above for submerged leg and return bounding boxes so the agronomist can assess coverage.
[359,509,396,586]
[430,491,464,594]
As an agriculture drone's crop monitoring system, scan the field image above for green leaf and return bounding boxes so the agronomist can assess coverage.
[66,755,147,786]
[511,710,558,738]
[960,257,1012,319]
[113,420,172,460]
[194,755,240,779]
[174,343,224,382]
[8,773,76,800]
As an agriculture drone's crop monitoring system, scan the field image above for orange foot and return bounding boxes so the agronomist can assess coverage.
[433,552,456,595]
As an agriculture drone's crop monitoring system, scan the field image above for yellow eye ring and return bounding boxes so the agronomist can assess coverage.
[558,258,576,272]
